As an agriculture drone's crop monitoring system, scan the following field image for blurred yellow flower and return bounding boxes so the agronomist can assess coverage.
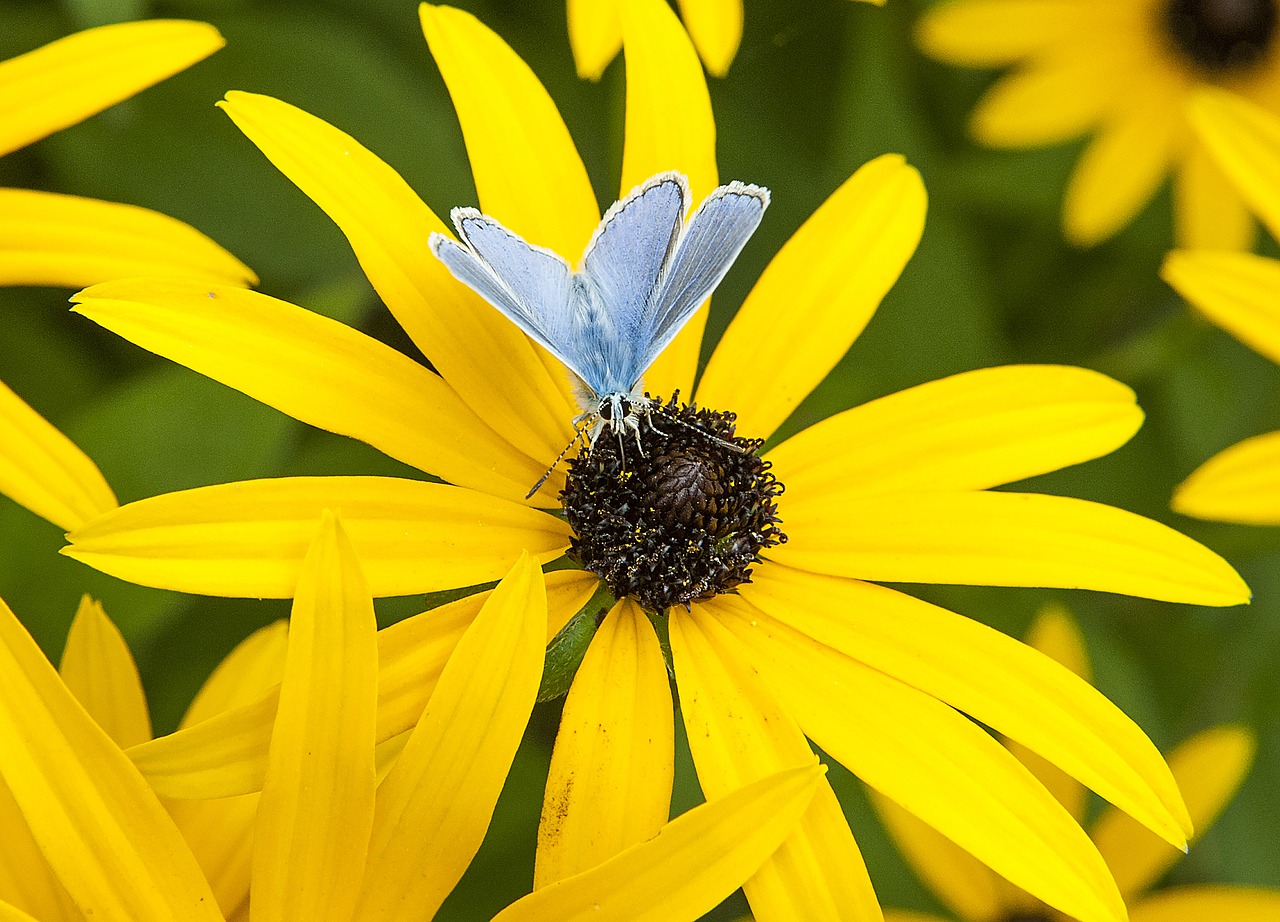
[567,0,885,81]
[59,3,1250,920]
[917,0,1280,247]
[1163,87,1280,524]
[0,19,254,289]
[873,603,1280,922]
[0,516,824,922]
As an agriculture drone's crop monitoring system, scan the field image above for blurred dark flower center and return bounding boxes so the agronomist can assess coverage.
[1164,0,1277,72]
[561,394,786,613]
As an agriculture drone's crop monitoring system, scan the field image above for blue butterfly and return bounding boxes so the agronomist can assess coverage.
[429,171,769,456]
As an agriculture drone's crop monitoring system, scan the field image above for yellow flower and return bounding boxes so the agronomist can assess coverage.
[1162,87,1280,523]
[567,0,885,81]
[916,0,1280,248]
[0,19,255,290]
[62,2,1249,920]
[0,516,824,921]
[872,603,1280,922]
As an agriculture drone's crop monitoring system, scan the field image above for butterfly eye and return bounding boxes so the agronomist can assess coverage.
[598,400,615,421]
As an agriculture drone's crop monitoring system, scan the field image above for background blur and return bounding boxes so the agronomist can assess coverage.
[2,0,1278,917]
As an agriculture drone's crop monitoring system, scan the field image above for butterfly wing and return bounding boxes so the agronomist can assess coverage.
[577,172,689,393]
[635,180,769,376]
[429,209,588,380]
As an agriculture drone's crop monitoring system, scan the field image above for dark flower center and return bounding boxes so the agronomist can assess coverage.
[1164,0,1277,73]
[560,394,786,613]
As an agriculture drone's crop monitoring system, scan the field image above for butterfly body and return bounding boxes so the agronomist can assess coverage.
[429,170,769,456]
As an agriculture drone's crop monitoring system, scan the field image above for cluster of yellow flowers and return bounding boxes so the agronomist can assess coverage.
[0,2,1278,921]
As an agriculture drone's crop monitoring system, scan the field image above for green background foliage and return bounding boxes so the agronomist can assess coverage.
[2,0,1278,916]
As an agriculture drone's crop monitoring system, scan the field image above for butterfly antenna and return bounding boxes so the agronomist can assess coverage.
[668,413,750,454]
[526,420,592,500]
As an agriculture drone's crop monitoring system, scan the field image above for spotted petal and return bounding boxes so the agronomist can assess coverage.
[494,764,826,922]
[537,600,674,887]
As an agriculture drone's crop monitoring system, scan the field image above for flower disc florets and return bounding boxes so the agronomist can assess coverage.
[561,395,787,613]
[1164,0,1277,73]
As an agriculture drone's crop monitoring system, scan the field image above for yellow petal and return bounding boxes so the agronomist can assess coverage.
[1173,429,1280,524]
[0,377,116,531]
[709,596,1127,922]
[1093,725,1256,899]
[72,278,550,503]
[1063,88,1181,246]
[1161,249,1280,366]
[698,156,926,441]
[0,904,43,922]
[765,365,1142,499]
[775,490,1250,607]
[971,56,1115,147]
[567,0,623,80]
[353,554,546,922]
[674,0,741,77]
[1007,603,1091,823]
[537,600,674,887]
[420,4,599,259]
[493,764,826,922]
[915,0,1086,67]
[869,790,1003,922]
[251,513,377,922]
[671,604,883,921]
[1129,885,1280,922]
[1187,86,1280,244]
[217,91,575,471]
[128,571,595,800]
[165,622,284,917]
[58,596,151,750]
[620,0,718,399]
[0,597,220,921]
[1173,138,1255,250]
[64,475,570,598]
[0,778,79,922]
[740,566,1191,848]
[0,20,223,156]
[0,189,254,289]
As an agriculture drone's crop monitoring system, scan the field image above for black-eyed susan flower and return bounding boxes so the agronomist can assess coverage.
[1162,87,1280,523]
[0,516,823,921]
[0,19,255,290]
[917,0,1280,248]
[62,2,1249,920]
[566,0,884,81]
[872,603,1280,922]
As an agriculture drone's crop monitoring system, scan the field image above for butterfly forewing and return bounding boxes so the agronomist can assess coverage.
[637,182,769,375]
[430,211,587,379]
[578,173,688,394]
